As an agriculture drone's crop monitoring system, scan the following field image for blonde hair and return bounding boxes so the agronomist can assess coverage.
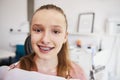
[20,4,71,78]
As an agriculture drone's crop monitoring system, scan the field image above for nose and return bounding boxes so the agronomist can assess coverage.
[41,31,50,45]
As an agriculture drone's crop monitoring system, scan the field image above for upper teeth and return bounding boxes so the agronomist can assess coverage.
[40,47,51,51]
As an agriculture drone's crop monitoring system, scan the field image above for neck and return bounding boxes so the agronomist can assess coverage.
[33,55,58,74]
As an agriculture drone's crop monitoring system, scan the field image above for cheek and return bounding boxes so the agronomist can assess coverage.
[31,34,40,51]
[31,34,40,44]
[53,36,65,45]
[57,34,67,44]
[54,37,65,53]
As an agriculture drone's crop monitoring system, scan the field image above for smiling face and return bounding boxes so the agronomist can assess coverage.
[30,9,67,60]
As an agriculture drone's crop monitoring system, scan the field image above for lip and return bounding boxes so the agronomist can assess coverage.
[37,45,54,53]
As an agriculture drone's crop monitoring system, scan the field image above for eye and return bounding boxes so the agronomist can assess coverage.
[35,29,41,32]
[32,24,44,33]
[33,28,42,33]
[53,30,60,34]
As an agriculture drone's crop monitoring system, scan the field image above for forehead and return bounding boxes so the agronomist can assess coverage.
[31,9,66,28]
[33,9,65,19]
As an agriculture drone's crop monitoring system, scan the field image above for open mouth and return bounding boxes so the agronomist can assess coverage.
[37,45,54,53]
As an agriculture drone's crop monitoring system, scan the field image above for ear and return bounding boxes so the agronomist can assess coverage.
[63,32,68,43]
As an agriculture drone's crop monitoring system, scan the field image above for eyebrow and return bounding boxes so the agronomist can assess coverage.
[32,24,63,28]
[52,25,63,28]
[32,24,42,27]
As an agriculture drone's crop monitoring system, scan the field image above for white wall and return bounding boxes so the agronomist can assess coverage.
[0,0,28,51]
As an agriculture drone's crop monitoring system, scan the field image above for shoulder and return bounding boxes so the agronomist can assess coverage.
[70,62,84,75]
[70,62,87,80]
[9,61,20,69]
[0,66,10,73]
[0,66,10,80]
